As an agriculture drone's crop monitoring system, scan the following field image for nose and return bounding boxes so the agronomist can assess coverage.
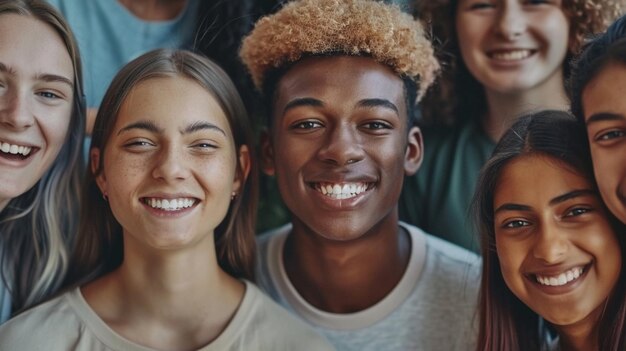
[151,144,191,181]
[532,223,568,264]
[316,123,365,166]
[495,3,527,40]
[0,90,35,130]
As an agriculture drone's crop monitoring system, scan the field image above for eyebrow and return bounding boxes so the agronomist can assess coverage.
[282,97,399,115]
[586,112,626,126]
[548,189,595,206]
[494,189,596,214]
[356,98,399,115]
[117,121,162,135]
[494,203,532,215]
[181,121,226,136]
[117,120,226,136]
[0,62,73,88]
[283,97,324,115]
[35,73,74,88]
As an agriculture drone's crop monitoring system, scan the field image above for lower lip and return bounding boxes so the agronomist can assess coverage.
[0,150,37,167]
[309,186,372,210]
[141,201,198,218]
[528,266,590,296]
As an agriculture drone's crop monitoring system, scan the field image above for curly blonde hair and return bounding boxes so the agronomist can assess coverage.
[416,0,623,126]
[239,0,440,101]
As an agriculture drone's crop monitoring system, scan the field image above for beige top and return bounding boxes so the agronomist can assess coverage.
[0,280,334,351]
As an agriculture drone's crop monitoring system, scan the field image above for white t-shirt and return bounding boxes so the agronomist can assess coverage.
[0,280,334,351]
[256,222,481,351]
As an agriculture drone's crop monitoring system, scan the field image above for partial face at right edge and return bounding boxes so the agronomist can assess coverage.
[582,61,626,224]
[263,56,423,242]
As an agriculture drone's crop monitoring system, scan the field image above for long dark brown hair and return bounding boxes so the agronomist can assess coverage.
[66,49,258,286]
[473,110,626,351]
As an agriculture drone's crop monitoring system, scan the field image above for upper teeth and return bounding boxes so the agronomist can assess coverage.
[314,182,368,200]
[536,266,584,287]
[145,198,196,211]
[492,49,532,61]
[0,142,32,156]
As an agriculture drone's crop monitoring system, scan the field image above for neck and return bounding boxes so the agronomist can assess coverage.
[82,234,244,350]
[482,70,568,141]
[117,0,187,21]
[284,213,410,313]
[556,322,599,351]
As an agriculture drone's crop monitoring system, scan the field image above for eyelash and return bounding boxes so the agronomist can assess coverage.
[564,207,591,217]
[503,219,530,229]
[37,91,61,99]
[290,120,323,130]
[596,130,625,142]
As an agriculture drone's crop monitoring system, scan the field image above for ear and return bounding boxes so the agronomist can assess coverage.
[404,126,423,176]
[260,128,276,176]
[90,148,107,194]
[233,145,251,194]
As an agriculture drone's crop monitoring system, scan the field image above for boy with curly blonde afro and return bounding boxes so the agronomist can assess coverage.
[240,0,480,350]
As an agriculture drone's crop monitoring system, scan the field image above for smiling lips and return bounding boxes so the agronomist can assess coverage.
[0,140,33,158]
[142,197,197,211]
[312,182,372,200]
[489,49,534,61]
[534,265,587,287]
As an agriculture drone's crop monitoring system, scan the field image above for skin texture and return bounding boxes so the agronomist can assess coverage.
[582,62,626,225]
[86,76,249,349]
[455,0,570,139]
[494,155,621,351]
[262,55,422,312]
[0,14,74,211]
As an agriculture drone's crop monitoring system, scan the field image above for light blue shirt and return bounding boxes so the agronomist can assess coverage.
[47,0,200,108]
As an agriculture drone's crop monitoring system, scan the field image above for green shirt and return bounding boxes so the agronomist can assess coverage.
[400,121,495,252]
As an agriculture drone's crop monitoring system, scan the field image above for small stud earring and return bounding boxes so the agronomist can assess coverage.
[231,192,237,201]
[102,192,108,202]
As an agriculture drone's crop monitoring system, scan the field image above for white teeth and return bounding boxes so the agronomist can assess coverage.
[492,49,532,61]
[314,182,369,199]
[145,197,195,211]
[0,141,32,156]
[536,267,585,287]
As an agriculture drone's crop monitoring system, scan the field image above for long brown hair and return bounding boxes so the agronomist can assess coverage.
[0,0,85,314]
[473,110,626,351]
[66,49,258,286]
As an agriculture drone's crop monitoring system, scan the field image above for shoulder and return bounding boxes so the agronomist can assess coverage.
[0,291,85,350]
[230,282,334,351]
[405,223,481,285]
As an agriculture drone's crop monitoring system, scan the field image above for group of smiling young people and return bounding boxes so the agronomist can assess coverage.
[0,0,625,350]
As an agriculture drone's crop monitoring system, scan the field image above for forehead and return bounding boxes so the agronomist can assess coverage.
[0,14,73,80]
[116,76,231,132]
[495,155,590,205]
[274,56,406,114]
[582,61,626,120]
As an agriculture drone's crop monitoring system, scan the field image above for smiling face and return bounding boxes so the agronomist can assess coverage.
[493,154,621,330]
[455,0,569,95]
[95,76,248,252]
[581,62,626,225]
[0,14,74,210]
[264,56,422,241]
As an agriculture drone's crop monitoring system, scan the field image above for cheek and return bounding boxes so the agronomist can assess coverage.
[105,154,150,197]
[43,106,73,153]
[590,147,619,192]
[496,237,527,291]
[456,17,483,62]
